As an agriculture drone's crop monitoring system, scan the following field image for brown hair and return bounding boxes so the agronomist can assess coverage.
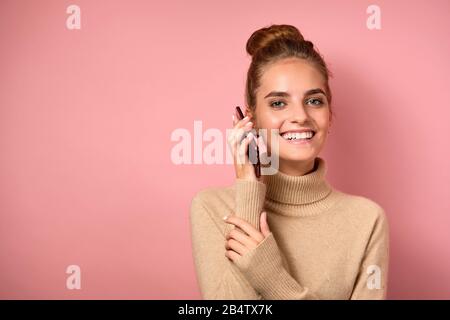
[245,24,334,121]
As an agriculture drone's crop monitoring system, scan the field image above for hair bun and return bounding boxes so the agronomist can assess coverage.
[246,24,306,57]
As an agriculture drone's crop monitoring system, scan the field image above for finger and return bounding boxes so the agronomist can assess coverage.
[225,239,248,256]
[231,119,253,147]
[234,116,252,131]
[233,111,251,129]
[236,126,249,144]
[225,249,240,262]
[227,127,244,157]
[257,135,267,154]
[248,134,259,164]
[228,126,245,152]
[226,228,259,249]
[259,211,271,238]
[237,132,253,165]
[227,128,237,151]
[257,135,270,165]
[228,114,251,151]
[233,129,245,165]
[235,121,253,147]
[224,215,264,242]
[232,113,244,127]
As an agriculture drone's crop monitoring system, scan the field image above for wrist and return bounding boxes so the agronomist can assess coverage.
[234,178,267,230]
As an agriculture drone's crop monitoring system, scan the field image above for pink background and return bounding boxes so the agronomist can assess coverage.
[1,0,449,299]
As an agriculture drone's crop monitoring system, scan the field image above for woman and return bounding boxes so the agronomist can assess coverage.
[190,24,389,299]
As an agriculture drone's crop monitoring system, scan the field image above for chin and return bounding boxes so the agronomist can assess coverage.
[279,141,323,162]
[280,152,315,162]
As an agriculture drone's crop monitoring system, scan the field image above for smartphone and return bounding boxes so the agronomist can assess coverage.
[235,106,261,178]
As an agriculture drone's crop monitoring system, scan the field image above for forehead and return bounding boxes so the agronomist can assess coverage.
[258,58,325,94]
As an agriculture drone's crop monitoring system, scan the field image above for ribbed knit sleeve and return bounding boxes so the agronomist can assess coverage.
[231,179,267,231]
[233,232,318,300]
[224,178,318,299]
[190,195,262,299]
[350,208,390,299]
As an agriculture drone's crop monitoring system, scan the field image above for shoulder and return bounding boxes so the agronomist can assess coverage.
[191,184,234,208]
[331,189,388,232]
[190,184,234,223]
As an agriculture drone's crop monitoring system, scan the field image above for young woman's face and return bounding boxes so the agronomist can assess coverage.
[252,58,332,171]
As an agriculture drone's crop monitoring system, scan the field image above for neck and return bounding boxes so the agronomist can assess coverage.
[264,157,332,206]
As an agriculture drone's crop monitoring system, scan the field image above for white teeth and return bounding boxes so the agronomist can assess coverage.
[281,131,314,140]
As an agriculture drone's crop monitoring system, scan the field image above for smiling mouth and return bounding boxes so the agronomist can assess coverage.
[279,131,316,141]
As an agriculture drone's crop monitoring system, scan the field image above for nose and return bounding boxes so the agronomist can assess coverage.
[288,103,309,124]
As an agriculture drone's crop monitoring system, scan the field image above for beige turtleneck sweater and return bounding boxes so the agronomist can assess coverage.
[189,157,389,299]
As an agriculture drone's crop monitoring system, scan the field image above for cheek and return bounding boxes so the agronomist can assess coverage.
[314,114,330,145]
[255,111,282,143]
[256,109,282,129]
[312,110,330,131]
[263,117,282,129]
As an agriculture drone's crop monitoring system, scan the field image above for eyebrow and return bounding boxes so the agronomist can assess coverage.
[264,88,326,99]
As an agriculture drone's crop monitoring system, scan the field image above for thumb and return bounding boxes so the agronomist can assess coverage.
[260,211,271,237]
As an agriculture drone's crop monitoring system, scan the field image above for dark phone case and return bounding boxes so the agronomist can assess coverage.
[235,106,261,177]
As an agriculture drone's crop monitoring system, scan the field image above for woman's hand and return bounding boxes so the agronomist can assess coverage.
[227,111,265,182]
[223,211,271,262]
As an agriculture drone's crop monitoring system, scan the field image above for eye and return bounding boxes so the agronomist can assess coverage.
[269,100,286,108]
[306,98,324,106]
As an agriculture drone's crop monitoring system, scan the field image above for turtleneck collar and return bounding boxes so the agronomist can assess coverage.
[265,157,333,206]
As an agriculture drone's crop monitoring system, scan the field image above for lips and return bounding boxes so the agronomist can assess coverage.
[280,129,316,141]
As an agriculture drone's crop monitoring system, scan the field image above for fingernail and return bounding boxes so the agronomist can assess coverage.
[245,121,253,127]
[243,116,249,120]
